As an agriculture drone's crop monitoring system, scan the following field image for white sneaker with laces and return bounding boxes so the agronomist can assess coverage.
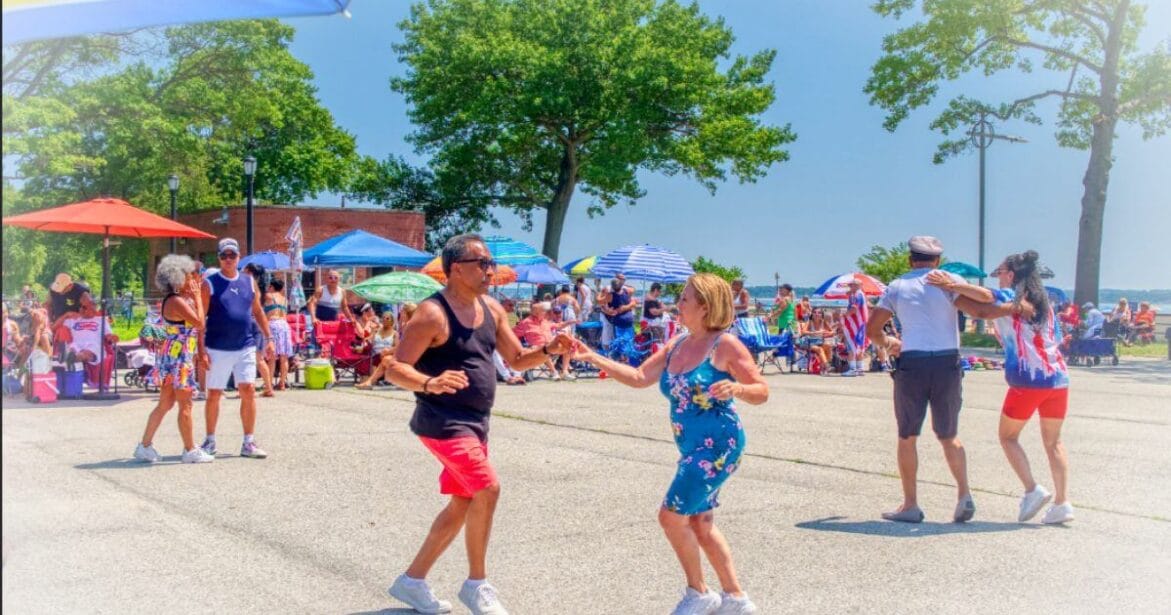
[671,587,721,615]
[134,443,161,463]
[1018,485,1052,522]
[181,447,214,464]
[1042,502,1075,524]
[388,574,452,614]
[714,592,759,615]
[458,580,508,615]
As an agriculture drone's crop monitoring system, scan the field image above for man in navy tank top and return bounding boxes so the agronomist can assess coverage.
[198,238,275,460]
[386,234,574,615]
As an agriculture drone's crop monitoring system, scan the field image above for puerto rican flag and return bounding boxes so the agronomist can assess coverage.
[842,290,869,349]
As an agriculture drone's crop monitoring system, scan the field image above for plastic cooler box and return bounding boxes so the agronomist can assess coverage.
[30,372,59,403]
[304,359,335,390]
[57,370,85,399]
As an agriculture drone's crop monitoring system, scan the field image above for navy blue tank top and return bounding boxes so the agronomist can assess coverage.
[607,287,634,327]
[205,271,256,351]
[410,292,498,442]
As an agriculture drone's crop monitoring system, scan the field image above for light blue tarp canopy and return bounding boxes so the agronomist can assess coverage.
[3,0,352,45]
[239,250,291,271]
[302,229,432,268]
[592,244,694,282]
[514,260,570,285]
[940,261,987,279]
[482,236,548,266]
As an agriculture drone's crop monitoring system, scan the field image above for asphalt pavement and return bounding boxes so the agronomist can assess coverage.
[3,357,1169,614]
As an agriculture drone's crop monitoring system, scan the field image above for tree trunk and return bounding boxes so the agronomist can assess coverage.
[541,144,578,263]
[1073,1,1126,307]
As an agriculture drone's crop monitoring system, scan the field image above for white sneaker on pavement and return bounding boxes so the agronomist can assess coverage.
[714,592,759,614]
[388,574,452,614]
[1042,502,1075,524]
[133,443,161,463]
[1018,485,1052,522]
[671,587,721,615]
[458,580,508,615]
[181,447,214,464]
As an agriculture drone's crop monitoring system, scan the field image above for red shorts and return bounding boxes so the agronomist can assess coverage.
[418,436,499,498]
[1002,387,1069,421]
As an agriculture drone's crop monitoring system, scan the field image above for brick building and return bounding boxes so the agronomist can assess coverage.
[148,205,427,295]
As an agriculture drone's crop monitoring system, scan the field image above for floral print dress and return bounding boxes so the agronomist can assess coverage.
[659,334,746,515]
[153,294,198,391]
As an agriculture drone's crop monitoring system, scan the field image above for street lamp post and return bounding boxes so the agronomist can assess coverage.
[967,111,1026,333]
[243,156,256,255]
[167,174,179,253]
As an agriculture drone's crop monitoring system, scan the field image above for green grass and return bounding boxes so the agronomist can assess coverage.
[1118,341,1168,358]
[960,332,1000,348]
[109,306,147,342]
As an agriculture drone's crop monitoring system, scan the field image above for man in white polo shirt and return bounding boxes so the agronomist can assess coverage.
[867,236,975,523]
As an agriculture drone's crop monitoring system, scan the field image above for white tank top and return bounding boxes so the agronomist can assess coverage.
[319,285,343,308]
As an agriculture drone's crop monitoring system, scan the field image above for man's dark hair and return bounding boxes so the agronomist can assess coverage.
[559,285,571,294]
[575,276,584,285]
[650,282,662,292]
[781,283,793,291]
[909,251,937,264]
[269,279,285,292]
[441,233,484,276]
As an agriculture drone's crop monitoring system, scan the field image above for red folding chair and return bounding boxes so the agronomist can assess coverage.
[330,319,371,384]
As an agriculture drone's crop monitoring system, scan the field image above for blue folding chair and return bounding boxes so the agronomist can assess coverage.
[734,317,795,373]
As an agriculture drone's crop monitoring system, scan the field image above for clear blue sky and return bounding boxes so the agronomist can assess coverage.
[284,1,1170,289]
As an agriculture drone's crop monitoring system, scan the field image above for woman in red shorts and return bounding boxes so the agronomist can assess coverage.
[928,250,1074,525]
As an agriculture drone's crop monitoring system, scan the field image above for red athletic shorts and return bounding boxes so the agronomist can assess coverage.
[418,436,499,498]
[1002,387,1069,421]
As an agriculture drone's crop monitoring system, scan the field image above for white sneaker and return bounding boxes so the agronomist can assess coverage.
[181,447,214,464]
[714,592,759,615]
[671,587,721,615]
[1042,502,1075,524]
[1018,485,1052,522]
[458,580,508,615]
[388,574,452,614]
[133,443,161,463]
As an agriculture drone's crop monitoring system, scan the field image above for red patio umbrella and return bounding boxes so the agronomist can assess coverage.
[3,198,216,399]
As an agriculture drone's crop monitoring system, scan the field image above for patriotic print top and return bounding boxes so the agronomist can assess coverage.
[990,289,1069,389]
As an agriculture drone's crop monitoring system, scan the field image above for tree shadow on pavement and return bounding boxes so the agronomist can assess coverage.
[795,516,1040,537]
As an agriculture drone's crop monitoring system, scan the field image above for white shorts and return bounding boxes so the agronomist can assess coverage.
[206,347,257,390]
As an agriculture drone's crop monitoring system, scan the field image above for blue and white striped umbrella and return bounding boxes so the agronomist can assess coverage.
[482,236,549,266]
[592,244,694,282]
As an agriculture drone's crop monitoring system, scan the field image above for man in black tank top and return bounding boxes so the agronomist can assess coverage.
[385,234,574,615]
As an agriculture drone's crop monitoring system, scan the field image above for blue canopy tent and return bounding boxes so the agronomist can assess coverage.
[302,230,432,268]
[3,0,352,45]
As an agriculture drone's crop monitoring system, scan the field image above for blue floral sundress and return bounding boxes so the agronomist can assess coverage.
[659,334,746,515]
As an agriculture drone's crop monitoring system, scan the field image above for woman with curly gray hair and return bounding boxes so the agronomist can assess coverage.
[134,254,213,464]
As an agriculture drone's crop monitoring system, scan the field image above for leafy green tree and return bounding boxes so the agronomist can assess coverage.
[391,0,794,261]
[2,21,360,294]
[664,255,743,299]
[865,0,1171,305]
[856,243,912,284]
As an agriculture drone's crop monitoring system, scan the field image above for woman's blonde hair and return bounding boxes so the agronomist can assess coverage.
[687,273,734,331]
[400,302,418,323]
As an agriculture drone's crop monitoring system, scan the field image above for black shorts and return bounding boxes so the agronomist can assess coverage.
[892,353,963,439]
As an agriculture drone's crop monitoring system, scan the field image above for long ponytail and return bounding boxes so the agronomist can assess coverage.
[1003,250,1049,325]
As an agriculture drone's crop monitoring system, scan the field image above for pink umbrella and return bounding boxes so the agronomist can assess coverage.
[814,272,887,299]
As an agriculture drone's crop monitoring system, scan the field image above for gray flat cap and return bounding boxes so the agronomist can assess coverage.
[908,235,944,256]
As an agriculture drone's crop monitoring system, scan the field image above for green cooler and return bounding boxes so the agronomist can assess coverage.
[304,359,335,390]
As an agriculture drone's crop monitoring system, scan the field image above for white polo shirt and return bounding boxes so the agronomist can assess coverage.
[877,268,964,352]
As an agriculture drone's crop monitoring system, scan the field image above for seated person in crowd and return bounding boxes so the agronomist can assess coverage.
[354,303,380,340]
[357,308,399,390]
[3,303,23,365]
[1131,301,1157,343]
[59,293,117,369]
[799,308,836,376]
[48,273,91,337]
[795,295,813,323]
[493,350,526,386]
[1081,302,1105,339]
[513,301,563,380]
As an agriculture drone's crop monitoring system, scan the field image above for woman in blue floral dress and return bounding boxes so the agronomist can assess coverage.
[574,273,769,615]
[133,255,211,464]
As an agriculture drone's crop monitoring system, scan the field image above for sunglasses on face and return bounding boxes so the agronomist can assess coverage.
[455,257,498,271]
[219,252,238,260]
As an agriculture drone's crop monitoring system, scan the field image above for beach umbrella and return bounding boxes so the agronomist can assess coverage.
[240,250,291,271]
[813,272,887,299]
[940,261,987,279]
[422,257,517,286]
[3,0,353,45]
[481,236,548,266]
[3,197,215,399]
[562,255,598,276]
[514,259,570,285]
[352,271,443,305]
[1045,286,1069,305]
[592,244,694,282]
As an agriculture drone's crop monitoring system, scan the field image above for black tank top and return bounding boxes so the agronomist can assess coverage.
[410,292,498,442]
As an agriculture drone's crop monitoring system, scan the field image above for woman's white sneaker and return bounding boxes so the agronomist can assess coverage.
[388,574,452,614]
[181,447,215,464]
[714,592,759,614]
[1018,485,1052,522]
[671,587,721,615]
[133,443,161,463]
[458,580,508,615]
[1042,502,1075,524]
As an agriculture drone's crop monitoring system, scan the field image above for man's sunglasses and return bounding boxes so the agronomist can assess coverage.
[219,252,239,260]
[455,257,498,271]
